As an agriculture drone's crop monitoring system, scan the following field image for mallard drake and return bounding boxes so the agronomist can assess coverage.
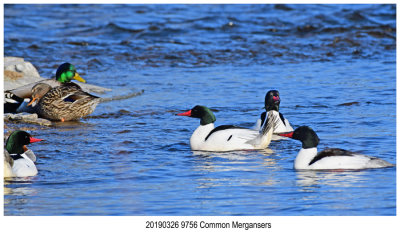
[28,83,101,122]
[4,62,86,113]
[4,130,43,178]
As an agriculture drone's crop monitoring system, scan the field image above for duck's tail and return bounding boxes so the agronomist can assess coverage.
[247,111,278,149]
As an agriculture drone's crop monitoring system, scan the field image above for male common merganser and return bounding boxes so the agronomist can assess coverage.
[177,105,277,151]
[254,90,293,140]
[279,126,394,170]
[4,130,43,178]
[4,62,86,113]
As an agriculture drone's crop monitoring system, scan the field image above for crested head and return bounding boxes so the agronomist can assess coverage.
[292,126,320,149]
[265,90,280,112]
[55,63,86,83]
[6,130,42,155]
[177,105,216,125]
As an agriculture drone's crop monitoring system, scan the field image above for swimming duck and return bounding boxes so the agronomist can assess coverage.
[279,126,394,170]
[177,105,278,151]
[4,130,43,178]
[4,62,86,113]
[28,83,100,122]
[254,90,294,140]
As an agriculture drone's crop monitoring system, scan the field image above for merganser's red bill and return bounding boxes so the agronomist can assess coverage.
[278,132,293,138]
[273,96,280,102]
[29,137,44,143]
[177,110,192,116]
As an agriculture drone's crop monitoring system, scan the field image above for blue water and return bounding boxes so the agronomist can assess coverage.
[3,4,396,216]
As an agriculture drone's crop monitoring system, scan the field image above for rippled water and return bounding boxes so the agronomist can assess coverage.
[3,4,396,216]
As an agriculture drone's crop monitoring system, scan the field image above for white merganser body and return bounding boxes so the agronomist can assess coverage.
[256,110,293,140]
[5,151,38,177]
[177,105,277,152]
[4,130,43,178]
[279,126,394,170]
[254,90,293,140]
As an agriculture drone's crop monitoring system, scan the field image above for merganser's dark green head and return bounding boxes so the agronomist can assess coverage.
[265,90,280,112]
[5,130,43,155]
[56,63,86,83]
[279,126,320,149]
[176,105,216,125]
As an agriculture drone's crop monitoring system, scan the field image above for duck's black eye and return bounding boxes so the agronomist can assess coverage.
[192,105,202,113]
[192,107,200,116]
[21,132,31,145]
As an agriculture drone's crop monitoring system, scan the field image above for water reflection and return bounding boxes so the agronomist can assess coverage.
[192,148,274,172]
[4,185,37,196]
[51,121,96,129]
[4,179,37,196]
[4,180,37,214]
[191,149,279,188]
[296,170,368,188]
[192,148,274,159]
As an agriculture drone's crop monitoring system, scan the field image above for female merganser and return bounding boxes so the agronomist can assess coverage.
[4,62,86,113]
[279,126,394,170]
[177,105,277,151]
[4,130,43,178]
[254,90,293,140]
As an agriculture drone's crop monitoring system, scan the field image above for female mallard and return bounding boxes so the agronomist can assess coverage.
[28,83,100,122]
[4,130,43,178]
[5,62,86,113]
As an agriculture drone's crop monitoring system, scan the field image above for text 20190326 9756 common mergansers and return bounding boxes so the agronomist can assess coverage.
[177,105,278,152]
[279,126,394,170]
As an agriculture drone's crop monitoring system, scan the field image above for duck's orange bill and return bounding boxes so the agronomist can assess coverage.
[27,97,37,106]
[278,132,294,138]
[177,110,192,116]
[29,137,44,143]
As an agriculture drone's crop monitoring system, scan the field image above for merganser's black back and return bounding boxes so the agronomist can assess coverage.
[309,148,358,165]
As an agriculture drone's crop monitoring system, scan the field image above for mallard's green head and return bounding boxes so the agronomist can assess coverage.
[177,105,216,125]
[5,131,43,155]
[56,63,86,83]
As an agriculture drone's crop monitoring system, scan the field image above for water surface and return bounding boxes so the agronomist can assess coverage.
[3,4,396,216]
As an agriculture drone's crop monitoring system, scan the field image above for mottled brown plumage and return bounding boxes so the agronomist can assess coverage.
[30,83,100,121]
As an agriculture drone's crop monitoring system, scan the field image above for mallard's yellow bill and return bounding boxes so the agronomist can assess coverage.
[73,73,86,83]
